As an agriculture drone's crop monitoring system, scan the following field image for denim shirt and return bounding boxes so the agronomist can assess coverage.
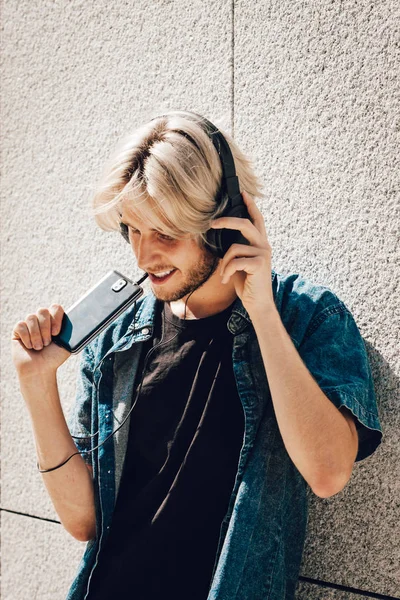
[65,269,382,600]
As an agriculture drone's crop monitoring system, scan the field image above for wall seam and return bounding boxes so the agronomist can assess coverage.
[0,507,60,525]
[298,576,400,600]
[231,0,235,137]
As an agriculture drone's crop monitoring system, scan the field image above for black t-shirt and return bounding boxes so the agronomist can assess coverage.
[87,300,245,600]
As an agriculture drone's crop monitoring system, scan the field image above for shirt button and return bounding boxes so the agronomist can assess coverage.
[142,328,150,335]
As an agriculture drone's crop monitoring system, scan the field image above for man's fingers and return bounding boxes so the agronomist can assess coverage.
[23,314,43,350]
[49,304,65,336]
[221,256,266,283]
[11,304,65,352]
[220,243,262,278]
[11,321,33,349]
[211,190,269,246]
[210,216,264,247]
[37,308,53,346]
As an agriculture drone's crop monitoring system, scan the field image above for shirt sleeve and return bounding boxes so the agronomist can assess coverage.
[298,304,383,462]
[66,343,96,466]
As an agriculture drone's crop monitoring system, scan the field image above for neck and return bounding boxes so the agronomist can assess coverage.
[168,269,238,320]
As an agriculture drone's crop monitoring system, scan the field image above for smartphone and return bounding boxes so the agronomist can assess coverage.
[51,270,147,354]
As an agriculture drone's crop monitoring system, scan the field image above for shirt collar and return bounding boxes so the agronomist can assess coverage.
[126,290,158,334]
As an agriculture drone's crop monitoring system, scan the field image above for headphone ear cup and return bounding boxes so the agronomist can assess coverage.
[206,203,251,258]
[204,226,224,258]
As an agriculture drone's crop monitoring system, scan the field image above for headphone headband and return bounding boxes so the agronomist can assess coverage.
[151,110,243,211]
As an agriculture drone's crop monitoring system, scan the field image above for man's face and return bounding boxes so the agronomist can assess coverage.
[119,211,219,302]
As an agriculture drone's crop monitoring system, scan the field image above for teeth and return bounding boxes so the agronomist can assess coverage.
[153,269,174,278]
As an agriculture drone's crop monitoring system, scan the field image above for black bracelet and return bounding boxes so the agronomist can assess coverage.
[37,451,81,473]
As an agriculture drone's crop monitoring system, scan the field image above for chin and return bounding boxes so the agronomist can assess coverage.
[150,278,197,303]
[151,287,186,303]
[150,255,219,303]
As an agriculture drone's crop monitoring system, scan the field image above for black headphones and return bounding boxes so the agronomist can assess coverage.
[119,109,250,258]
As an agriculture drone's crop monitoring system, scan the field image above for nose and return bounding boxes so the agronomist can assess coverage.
[134,234,160,270]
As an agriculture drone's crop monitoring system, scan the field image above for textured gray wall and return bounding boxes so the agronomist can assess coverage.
[1,0,399,598]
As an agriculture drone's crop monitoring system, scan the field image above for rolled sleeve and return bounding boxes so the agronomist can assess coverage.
[298,304,383,462]
[66,343,96,465]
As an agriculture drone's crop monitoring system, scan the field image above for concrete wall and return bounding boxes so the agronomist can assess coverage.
[1,0,399,598]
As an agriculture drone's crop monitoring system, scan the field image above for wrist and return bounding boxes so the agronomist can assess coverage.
[18,371,60,414]
[247,302,280,326]
[18,369,58,387]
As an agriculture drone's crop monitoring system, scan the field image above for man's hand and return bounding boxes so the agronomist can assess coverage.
[11,304,71,383]
[210,190,274,316]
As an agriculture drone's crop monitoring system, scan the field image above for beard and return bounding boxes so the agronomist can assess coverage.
[150,247,219,302]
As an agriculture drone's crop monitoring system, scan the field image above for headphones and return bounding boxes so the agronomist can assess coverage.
[119,109,251,258]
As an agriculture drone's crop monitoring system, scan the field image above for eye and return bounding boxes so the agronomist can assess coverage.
[157,232,175,242]
[119,222,175,243]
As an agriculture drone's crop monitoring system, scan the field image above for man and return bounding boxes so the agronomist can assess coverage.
[12,111,382,600]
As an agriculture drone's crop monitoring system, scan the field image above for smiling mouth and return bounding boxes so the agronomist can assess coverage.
[148,269,177,284]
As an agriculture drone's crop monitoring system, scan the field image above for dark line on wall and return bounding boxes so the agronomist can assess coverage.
[231,0,235,137]
[0,507,61,525]
[299,576,400,600]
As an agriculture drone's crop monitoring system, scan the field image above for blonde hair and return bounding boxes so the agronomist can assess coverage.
[91,110,265,247]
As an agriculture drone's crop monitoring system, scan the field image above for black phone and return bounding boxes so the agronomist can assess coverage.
[51,270,147,354]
